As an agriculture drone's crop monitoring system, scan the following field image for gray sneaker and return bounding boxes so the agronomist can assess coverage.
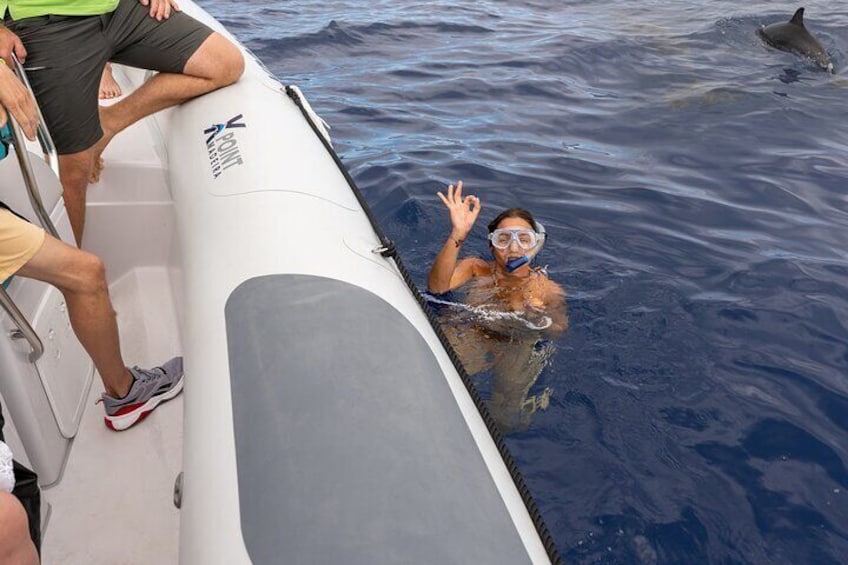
[100,357,184,431]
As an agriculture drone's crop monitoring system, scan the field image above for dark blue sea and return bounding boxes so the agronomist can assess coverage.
[201,1,848,562]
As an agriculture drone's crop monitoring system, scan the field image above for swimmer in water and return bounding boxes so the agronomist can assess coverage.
[427,180,567,333]
[427,180,568,433]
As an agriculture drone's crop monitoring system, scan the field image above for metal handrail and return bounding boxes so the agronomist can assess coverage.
[0,53,61,363]
[7,117,59,238]
[4,54,59,238]
[0,285,43,363]
[11,54,59,178]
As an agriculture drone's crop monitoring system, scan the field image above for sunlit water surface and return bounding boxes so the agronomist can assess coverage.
[200,1,848,562]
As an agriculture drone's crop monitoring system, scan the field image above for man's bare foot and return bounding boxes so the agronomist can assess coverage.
[90,155,105,183]
[99,63,122,100]
[89,107,116,183]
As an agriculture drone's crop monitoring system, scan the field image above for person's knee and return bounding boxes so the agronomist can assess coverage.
[215,39,244,87]
[73,251,108,296]
[191,34,244,88]
[0,491,36,564]
[59,151,95,186]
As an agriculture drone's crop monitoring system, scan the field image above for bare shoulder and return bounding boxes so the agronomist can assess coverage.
[537,273,566,303]
[459,257,491,277]
[447,257,490,290]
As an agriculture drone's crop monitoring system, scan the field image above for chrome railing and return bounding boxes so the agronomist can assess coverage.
[8,53,59,238]
[11,53,59,177]
[0,54,63,363]
[0,285,43,362]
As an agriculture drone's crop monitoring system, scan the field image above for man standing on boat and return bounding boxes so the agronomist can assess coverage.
[0,53,183,561]
[0,56,184,432]
[0,0,244,245]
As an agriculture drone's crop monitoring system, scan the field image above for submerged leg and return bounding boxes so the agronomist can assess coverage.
[488,338,555,434]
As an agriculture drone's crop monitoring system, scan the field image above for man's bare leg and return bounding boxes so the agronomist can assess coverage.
[90,33,244,182]
[58,149,95,246]
[16,235,133,398]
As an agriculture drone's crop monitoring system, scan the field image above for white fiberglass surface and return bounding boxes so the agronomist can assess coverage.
[40,64,184,563]
[41,267,183,565]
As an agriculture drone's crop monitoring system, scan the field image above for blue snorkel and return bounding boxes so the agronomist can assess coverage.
[505,222,546,272]
[505,256,529,272]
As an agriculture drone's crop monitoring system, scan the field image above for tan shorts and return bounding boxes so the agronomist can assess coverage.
[0,209,45,283]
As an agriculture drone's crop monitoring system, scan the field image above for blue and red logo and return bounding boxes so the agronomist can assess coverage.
[204,114,246,179]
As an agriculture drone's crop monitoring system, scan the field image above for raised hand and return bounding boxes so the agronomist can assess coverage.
[436,180,481,239]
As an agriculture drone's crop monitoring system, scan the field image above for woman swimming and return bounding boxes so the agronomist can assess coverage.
[427,180,567,333]
[427,180,568,432]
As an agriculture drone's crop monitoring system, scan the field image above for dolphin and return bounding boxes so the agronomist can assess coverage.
[757,7,834,73]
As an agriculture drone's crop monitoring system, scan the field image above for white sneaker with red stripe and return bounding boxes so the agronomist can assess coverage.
[100,357,184,431]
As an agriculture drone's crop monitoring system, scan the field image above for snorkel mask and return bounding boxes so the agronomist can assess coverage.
[488,222,546,272]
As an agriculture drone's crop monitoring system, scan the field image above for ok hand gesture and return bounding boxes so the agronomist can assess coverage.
[436,180,480,239]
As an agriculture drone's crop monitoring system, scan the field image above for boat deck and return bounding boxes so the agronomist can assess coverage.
[40,67,184,564]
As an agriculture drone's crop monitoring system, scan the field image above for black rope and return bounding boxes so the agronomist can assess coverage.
[286,85,562,565]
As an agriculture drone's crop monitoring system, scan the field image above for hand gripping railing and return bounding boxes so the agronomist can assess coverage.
[7,53,60,238]
[11,53,59,177]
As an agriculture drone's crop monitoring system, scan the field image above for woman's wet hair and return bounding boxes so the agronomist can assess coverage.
[488,208,537,233]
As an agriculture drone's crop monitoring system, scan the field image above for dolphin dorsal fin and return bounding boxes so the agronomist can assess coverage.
[790,7,805,26]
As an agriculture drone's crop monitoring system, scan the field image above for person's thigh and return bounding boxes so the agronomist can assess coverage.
[7,15,111,154]
[442,323,495,375]
[106,0,214,73]
[14,231,93,291]
[0,209,45,283]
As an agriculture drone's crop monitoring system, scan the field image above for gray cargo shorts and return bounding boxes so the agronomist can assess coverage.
[6,0,215,154]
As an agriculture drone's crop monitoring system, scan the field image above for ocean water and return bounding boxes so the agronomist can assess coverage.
[200,1,848,563]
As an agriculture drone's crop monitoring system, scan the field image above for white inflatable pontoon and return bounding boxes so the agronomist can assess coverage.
[0,2,560,563]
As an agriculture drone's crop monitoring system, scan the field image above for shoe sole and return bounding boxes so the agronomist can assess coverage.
[104,375,185,431]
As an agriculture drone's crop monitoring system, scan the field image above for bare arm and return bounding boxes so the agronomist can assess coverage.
[429,253,485,294]
[427,180,482,293]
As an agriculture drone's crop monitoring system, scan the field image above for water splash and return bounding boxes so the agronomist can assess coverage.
[425,293,552,331]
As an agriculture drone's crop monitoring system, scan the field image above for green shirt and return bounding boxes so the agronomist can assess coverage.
[1,0,119,20]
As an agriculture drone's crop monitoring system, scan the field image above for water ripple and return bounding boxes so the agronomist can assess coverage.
[200,0,848,561]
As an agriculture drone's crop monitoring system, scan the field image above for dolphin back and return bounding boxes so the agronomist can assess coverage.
[758,7,834,72]
[789,7,806,27]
